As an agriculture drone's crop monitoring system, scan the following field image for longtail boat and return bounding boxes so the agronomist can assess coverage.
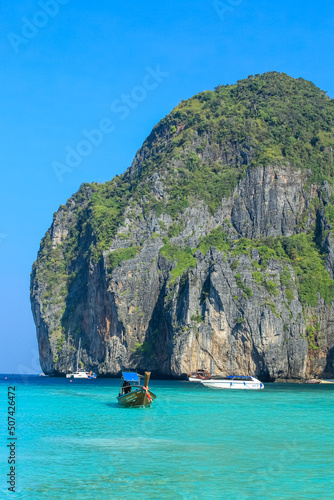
[117,371,156,407]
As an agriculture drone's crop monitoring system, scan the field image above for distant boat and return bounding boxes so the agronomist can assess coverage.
[66,371,90,379]
[306,379,321,384]
[117,371,156,407]
[66,371,96,379]
[188,369,211,382]
[201,375,264,390]
[66,338,96,379]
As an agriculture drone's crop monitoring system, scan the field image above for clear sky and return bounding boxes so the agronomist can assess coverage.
[0,0,333,373]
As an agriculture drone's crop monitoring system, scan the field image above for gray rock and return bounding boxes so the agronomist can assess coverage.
[30,166,334,380]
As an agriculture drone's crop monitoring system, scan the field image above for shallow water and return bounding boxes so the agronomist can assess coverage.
[0,376,333,499]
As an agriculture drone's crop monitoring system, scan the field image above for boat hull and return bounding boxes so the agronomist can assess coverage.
[117,388,156,407]
[202,379,264,390]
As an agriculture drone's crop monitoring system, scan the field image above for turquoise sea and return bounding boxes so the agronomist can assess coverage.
[0,376,333,500]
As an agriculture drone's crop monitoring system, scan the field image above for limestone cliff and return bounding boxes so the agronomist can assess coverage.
[31,72,334,379]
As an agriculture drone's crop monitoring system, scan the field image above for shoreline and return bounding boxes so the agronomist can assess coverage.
[2,373,334,384]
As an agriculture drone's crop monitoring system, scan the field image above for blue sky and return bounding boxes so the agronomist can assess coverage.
[0,0,333,373]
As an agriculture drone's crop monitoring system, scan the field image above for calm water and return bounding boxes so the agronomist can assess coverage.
[0,375,333,499]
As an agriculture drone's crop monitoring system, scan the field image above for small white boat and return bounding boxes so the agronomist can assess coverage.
[66,338,96,379]
[201,375,264,390]
[66,371,87,379]
[66,370,96,379]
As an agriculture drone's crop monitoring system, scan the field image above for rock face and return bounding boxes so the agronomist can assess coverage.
[31,73,334,380]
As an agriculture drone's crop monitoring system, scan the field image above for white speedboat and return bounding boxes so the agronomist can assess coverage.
[201,375,264,390]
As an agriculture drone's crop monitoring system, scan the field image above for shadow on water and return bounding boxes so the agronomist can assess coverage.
[106,402,119,409]
[106,402,153,410]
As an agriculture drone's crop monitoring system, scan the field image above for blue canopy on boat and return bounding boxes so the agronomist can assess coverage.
[227,375,252,380]
[122,372,139,382]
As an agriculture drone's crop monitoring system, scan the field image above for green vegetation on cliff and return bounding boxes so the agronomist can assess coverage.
[160,243,197,282]
[233,233,334,307]
[198,227,230,254]
[160,229,334,308]
[106,246,141,274]
[136,72,334,196]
